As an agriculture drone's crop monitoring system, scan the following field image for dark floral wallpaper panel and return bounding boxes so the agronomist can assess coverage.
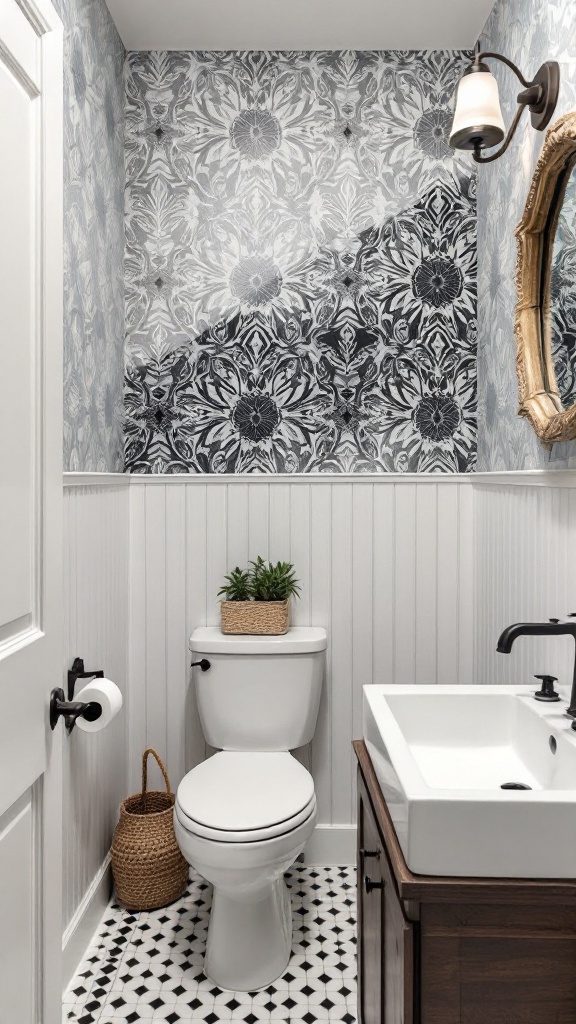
[124,50,477,474]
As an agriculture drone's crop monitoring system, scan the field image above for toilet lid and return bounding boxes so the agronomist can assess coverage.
[176,752,315,833]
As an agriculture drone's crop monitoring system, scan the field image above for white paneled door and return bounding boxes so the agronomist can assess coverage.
[0,2,63,1023]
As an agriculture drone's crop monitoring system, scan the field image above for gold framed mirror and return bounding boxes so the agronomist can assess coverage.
[515,111,576,443]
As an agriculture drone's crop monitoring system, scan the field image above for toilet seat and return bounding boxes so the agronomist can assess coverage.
[175,751,316,843]
[175,794,317,843]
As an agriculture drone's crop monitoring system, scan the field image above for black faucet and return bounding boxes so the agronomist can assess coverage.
[496,621,576,725]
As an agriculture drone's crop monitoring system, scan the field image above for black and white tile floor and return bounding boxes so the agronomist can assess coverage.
[63,866,357,1024]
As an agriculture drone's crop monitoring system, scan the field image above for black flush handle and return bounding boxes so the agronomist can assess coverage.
[190,659,211,672]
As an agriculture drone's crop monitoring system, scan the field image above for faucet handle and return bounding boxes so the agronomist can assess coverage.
[534,674,561,702]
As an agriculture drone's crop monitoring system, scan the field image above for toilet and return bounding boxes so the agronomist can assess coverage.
[173,625,327,992]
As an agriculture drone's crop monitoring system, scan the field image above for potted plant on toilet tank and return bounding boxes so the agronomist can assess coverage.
[218,556,300,635]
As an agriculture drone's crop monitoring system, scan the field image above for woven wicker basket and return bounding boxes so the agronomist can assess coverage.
[220,599,289,635]
[111,748,188,911]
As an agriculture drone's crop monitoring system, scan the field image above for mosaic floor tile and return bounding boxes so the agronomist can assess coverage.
[63,867,357,1023]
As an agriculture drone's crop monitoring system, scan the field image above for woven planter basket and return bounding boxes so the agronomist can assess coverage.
[111,748,188,911]
[220,599,289,635]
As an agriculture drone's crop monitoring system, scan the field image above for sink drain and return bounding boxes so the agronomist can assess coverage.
[500,782,532,790]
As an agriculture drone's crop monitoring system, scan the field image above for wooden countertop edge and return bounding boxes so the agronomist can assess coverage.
[353,739,576,905]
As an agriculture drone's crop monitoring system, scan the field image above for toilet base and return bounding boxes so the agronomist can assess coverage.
[173,787,317,992]
[205,877,292,991]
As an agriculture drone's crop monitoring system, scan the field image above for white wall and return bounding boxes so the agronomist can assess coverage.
[61,469,576,965]
[127,475,475,836]
[62,479,129,979]
[474,474,576,694]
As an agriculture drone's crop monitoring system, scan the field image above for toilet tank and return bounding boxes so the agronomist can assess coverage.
[189,626,327,751]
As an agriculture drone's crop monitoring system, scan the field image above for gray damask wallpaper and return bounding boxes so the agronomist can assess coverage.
[477,0,576,470]
[54,0,125,471]
[124,50,477,474]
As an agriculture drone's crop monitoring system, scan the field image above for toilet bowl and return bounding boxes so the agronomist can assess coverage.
[174,751,317,990]
[175,626,327,991]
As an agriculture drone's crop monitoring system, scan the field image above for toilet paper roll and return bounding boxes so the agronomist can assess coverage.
[74,677,123,733]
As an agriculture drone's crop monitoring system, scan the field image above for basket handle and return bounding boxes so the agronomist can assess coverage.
[141,748,172,807]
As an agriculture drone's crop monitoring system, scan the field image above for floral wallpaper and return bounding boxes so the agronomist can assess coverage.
[477,0,576,470]
[124,50,477,474]
[53,0,125,471]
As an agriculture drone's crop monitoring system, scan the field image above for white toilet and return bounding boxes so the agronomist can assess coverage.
[173,625,327,992]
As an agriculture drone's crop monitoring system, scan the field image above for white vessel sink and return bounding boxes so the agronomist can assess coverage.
[363,684,576,878]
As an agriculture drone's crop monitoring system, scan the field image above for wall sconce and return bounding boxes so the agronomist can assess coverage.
[449,51,560,163]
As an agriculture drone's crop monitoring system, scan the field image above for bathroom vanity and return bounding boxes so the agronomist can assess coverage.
[355,739,576,1024]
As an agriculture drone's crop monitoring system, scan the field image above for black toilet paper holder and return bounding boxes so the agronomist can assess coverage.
[49,657,106,734]
[49,688,103,733]
[67,656,104,700]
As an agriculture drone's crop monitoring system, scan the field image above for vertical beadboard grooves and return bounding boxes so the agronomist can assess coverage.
[63,484,129,936]
[60,469,576,947]
[127,478,475,826]
[474,484,576,695]
[62,471,576,936]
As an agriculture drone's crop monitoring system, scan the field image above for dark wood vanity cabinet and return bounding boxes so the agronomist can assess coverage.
[355,740,576,1024]
[357,769,413,1024]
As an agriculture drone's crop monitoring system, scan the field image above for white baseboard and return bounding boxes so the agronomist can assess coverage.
[62,855,112,989]
[303,825,356,866]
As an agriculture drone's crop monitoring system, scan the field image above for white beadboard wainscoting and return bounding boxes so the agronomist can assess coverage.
[62,479,130,983]
[61,469,576,978]
[474,477,576,696]
[126,474,475,854]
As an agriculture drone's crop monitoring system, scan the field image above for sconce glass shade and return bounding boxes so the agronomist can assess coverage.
[450,66,506,151]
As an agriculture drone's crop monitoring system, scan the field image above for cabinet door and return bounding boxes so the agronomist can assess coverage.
[358,780,385,1024]
[357,772,414,1024]
[380,844,414,1024]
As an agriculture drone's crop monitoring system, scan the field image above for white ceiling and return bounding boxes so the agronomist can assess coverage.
[104,0,496,52]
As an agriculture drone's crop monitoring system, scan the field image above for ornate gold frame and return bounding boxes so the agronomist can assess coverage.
[515,111,576,443]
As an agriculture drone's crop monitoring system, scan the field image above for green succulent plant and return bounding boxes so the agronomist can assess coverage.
[217,566,252,601]
[249,556,301,602]
[218,557,301,602]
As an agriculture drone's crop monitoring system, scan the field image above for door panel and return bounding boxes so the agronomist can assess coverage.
[0,43,35,636]
[0,790,38,1024]
[0,1,63,1022]
[0,17,44,809]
